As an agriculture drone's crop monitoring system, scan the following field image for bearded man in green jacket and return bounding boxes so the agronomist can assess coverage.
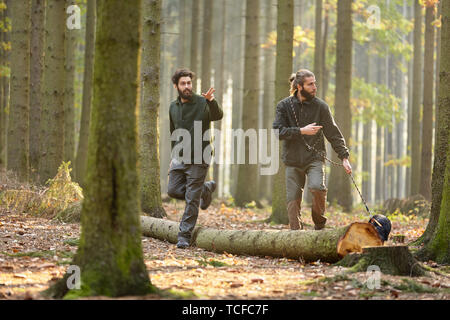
[168,69,223,249]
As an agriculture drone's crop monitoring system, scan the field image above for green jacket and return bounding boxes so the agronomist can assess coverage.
[169,93,223,164]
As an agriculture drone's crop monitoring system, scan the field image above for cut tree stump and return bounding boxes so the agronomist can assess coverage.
[336,245,427,276]
[140,217,384,263]
[336,222,383,257]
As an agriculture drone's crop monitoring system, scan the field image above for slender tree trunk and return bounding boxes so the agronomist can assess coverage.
[45,0,154,299]
[314,0,323,98]
[327,0,353,212]
[8,0,31,182]
[410,0,423,196]
[213,0,226,198]
[39,0,66,185]
[29,0,45,180]
[419,4,435,201]
[260,0,276,201]
[75,0,96,186]
[62,0,78,169]
[414,0,449,249]
[230,0,245,198]
[269,0,293,224]
[140,0,166,218]
[189,0,199,90]
[201,0,212,94]
[321,2,330,101]
[235,0,260,207]
[0,0,10,171]
[177,0,187,68]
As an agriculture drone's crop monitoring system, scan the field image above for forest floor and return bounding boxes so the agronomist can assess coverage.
[0,199,449,300]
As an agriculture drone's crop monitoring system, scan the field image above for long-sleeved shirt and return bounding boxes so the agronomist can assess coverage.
[169,93,223,164]
[272,95,349,168]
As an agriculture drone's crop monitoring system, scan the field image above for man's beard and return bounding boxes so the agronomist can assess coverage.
[301,89,315,101]
[178,88,192,100]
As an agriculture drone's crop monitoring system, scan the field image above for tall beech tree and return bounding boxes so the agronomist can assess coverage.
[139,0,166,218]
[45,0,154,298]
[235,0,260,207]
[269,0,293,224]
[29,0,45,179]
[8,0,31,182]
[63,0,78,167]
[327,0,353,212]
[75,0,96,185]
[414,0,449,263]
[419,2,435,201]
[410,0,423,196]
[39,0,66,185]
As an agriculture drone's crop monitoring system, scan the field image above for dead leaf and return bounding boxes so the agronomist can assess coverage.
[390,289,400,298]
[230,282,243,288]
[251,278,264,284]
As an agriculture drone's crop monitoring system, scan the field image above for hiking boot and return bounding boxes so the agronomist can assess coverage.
[200,181,216,210]
[287,198,303,230]
[311,189,327,230]
[176,237,190,249]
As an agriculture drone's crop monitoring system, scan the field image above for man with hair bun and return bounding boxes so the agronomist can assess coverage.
[273,69,352,230]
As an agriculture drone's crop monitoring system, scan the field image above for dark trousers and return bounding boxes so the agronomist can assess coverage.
[167,161,209,241]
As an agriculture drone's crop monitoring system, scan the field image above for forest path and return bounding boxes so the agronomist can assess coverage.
[0,202,448,300]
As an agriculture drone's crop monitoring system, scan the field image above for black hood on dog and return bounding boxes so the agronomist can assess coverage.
[369,214,392,242]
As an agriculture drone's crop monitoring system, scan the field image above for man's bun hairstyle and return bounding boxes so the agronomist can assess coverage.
[290,69,315,95]
[172,68,195,86]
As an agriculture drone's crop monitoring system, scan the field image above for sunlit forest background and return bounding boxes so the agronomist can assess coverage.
[0,0,443,209]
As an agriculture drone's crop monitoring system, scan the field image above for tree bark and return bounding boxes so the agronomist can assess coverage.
[235,0,260,207]
[259,0,276,201]
[0,1,7,170]
[139,0,166,218]
[44,0,154,299]
[410,0,423,196]
[314,0,323,98]
[327,0,353,212]
[337,246,426,276]
[189,0,199,91]
[269,0,293,224]
[63,0,78,169]
[8,0,31,182]
[75,0,96,186]
[29,0,45,180]
[414,0,450,263]
[39,0,66,185]
[419,4,435,201]
[141,216,349,262]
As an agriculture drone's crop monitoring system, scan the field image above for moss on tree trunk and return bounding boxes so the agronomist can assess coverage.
[269,0,293,224]
[44,0,154,299]
[336,246,427,277]
[139,0,166,218]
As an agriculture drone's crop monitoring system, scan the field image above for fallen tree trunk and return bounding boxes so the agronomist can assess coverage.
[140,217,382,263]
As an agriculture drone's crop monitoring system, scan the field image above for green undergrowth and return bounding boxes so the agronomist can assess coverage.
[196,257,229,267]
[1,249,74,265]
[0,162,83,220]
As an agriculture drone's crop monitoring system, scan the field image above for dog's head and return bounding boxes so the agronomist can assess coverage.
[369,214,391,242]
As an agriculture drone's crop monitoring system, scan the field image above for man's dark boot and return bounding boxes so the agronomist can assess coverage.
[287,198,303,230]
[200,181,216,210]
[311,189,327,230]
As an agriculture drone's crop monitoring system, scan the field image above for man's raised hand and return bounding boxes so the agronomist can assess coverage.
[202,87,215,101]
[300,122,323,135]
